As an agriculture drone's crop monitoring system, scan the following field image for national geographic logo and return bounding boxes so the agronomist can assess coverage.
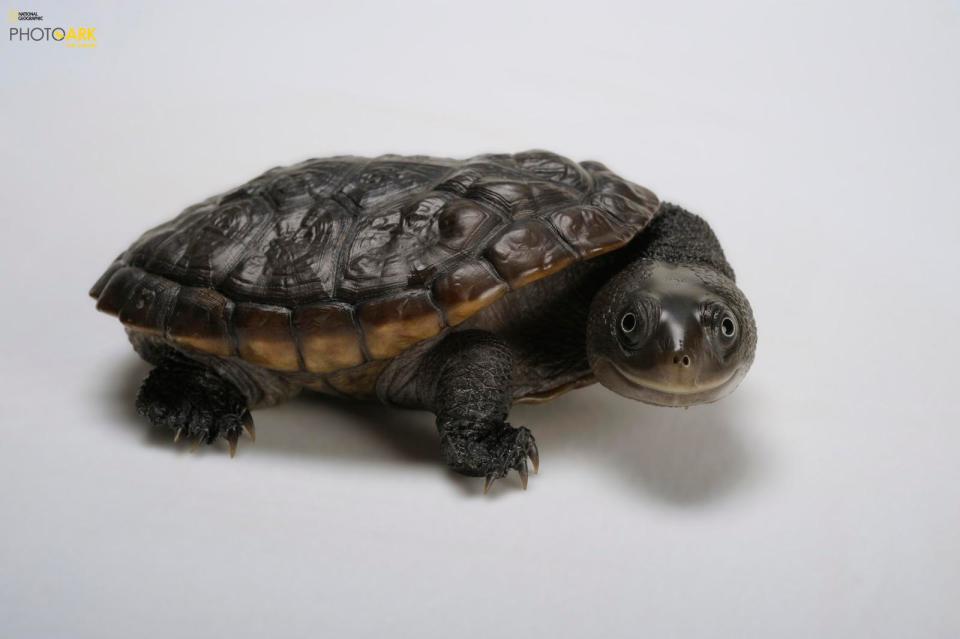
[7,8,96,48]
[9,9,41,21]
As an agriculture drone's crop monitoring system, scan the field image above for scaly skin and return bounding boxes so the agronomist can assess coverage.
[418,330,539,491]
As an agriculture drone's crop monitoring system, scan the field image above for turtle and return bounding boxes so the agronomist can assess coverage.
[91,150,757,491]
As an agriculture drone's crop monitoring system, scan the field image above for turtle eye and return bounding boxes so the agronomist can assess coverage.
[702,302,738,345]
[720,315,737,339]
[618,298,659,349]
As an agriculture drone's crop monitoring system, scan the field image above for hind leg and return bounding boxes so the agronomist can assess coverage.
[136,356,255,456]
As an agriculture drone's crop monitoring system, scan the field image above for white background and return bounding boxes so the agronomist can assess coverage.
[2,1,958,637]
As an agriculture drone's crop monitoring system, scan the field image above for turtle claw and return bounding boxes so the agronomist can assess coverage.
[440,421,538,493]
[136,361,255,456]
[226,431,239,458]
[241,411,256,442]
[528,440,540,474]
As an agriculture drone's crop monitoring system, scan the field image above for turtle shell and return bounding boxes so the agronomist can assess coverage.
[91,151,659,374]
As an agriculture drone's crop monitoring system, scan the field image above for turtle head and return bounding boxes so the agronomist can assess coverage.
[587,260,756,407]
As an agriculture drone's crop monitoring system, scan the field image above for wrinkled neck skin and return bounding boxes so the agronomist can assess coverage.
[585,204,757,407]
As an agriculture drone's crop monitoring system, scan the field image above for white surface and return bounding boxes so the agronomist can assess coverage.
[2,1,959,637]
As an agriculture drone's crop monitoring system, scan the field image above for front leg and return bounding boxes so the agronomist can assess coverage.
[421,330,539,492]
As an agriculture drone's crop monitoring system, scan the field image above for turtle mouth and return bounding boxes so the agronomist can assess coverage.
[597,358,741,407]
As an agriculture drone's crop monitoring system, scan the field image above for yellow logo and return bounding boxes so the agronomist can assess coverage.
[7,9,98,48]
[62,26,96,47]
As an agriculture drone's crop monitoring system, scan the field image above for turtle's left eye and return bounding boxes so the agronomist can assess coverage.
[620,312,637,334]
[703,303,738,344]
[720,314,737,339]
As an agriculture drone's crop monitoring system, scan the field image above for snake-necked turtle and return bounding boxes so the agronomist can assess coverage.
[91,151,757,491]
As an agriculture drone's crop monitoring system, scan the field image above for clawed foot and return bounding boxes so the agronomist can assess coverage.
[136,362,255,457]
[439,420,540,493]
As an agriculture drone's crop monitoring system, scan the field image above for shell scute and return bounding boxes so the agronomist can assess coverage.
[233,303,300,372]
[436,200,501,251]
[340,160,450,209]
[118,273,180,335]
[548,206,636,258]
[96,266,145,316]
[294,303,365,373]
[343,207,419,295]
[463,180,531,215]
[237,158,354,203]
[263,173,319,211]
[166,287,234,357]
[358,291,444,360]
[222,199,351,303]
[513,150,592,191]
[484,219,578,288]
[584,163,659,226]
[128,198,273,290]
[432,260,508,327]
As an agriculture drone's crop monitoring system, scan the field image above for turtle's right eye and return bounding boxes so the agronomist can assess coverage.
[617,298,659,349]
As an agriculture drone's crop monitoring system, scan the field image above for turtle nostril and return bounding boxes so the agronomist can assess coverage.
[673,354,692,367]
